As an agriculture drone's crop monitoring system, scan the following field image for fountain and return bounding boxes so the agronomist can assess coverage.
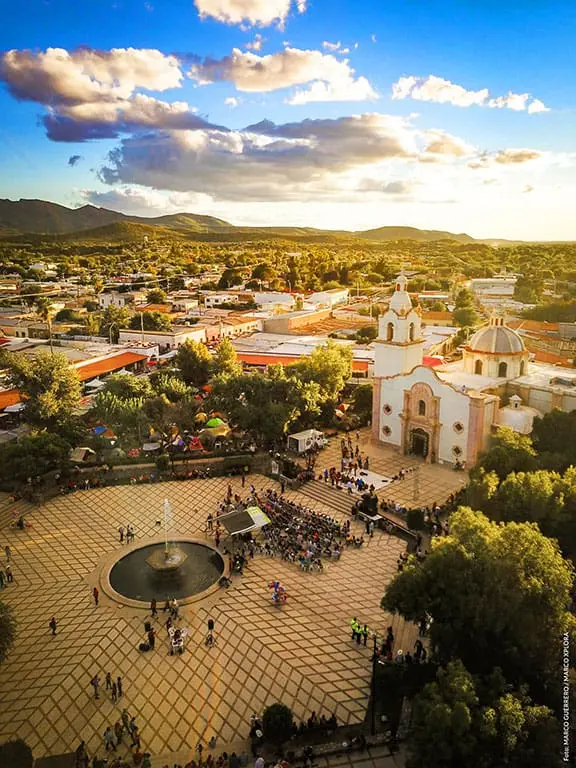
[145,500,188,571]
[105,499,225,603]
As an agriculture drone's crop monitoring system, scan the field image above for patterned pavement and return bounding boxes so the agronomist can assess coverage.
[0,432,466,765]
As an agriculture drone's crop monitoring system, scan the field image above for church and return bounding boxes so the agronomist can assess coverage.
[371,274,576,467]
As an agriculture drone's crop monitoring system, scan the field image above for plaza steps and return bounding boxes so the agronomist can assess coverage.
[295,479,357,518]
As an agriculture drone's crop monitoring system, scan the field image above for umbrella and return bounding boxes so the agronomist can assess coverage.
[206,417,225,428]
[199,424,231,440]
[195,412,208,424]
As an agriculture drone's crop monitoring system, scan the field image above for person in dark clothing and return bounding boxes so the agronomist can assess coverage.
[150,598,157,617]
[49,616,57,636]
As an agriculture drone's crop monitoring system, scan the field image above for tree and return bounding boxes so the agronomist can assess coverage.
[175,339,213,387]
[213,337,242,378]
[408,660,561,768]
[0,433,72,485]
[129,311,171,332]
[0,350,81,430]
[476,427,538,480]
[0,602,16,665]
[0,738,34,768]
[91,392,149,442]
[151,373,190,402]
[532,409,576,469]
[20,283,43,307]
[104,373,153,401]
[356,325,378,341]
[453,305,479,328]
[147,287,167,304]
[218,268,243,289]
[352,383,373,419]
[34,296,56,353]
[262,703,295,746]
[209,365,321,444]
[287,340,352,402]
[382,507,576,694]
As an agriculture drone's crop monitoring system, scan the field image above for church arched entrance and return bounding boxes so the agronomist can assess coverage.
[411,428,429,458]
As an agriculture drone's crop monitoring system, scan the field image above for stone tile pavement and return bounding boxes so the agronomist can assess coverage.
[0,433,463,764]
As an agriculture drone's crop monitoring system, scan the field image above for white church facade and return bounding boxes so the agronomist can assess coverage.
[371,274,565,467]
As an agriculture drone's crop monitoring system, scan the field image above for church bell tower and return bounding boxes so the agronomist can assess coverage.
[373,274,424,378]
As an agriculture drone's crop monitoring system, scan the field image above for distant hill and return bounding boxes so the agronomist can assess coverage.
[0,197,479,243]
[355,226,475,243]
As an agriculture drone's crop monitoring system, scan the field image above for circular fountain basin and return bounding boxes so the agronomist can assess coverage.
[101,538,225,607]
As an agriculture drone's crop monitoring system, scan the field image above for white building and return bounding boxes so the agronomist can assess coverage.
[307,288,350,308]
[470,276,517,297]
[118,326,206,350]
[371,274,550,467]
[98,292,134,309]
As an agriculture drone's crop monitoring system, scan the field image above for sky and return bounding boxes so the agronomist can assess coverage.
[0,0,575,240]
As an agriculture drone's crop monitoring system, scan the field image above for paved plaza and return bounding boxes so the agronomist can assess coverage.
[0,433,467,765]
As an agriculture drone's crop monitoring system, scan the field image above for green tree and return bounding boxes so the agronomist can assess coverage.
[477,427,538,480]
[0,601,16,665]
[382,507,576,693]
[0,738,34,768]
[408,660,561,768]
[175,339,213,387]
[146,287,167,304]
[0,350,81,430]
[532,409,576,469]
[213,337,242,378]
[104,373,153,400]
[352,383,373,419]
[209,365,321,444]
[356,325,378,341]
[129,311,171,332]
[99,305,133,342]
[90,391,148,442]
[151,373,190,402]
[262,703,295,746]
[218,268,244,289]
[20,283,43,307]
[287,340,352,402]
[34,296,56,353]
[453,305,479,328]
[0,433,72,485]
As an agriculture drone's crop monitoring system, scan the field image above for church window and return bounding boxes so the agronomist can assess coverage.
[453,422,464,434]
[474,360,483,375]
[418,399,426,416]
[453,446,462,456]
[383,404,392,415]
[386,322,394,341]
[382,425,392,436]
[409,322,415,341]
[498,361,508,378]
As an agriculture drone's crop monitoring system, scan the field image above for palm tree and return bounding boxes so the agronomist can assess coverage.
[34,297,55,354]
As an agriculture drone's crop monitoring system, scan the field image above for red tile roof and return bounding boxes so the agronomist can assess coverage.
[0,390,20,409]
[75,352,148,382]
[237,352,369,372]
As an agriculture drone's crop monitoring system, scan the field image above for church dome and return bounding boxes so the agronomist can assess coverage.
[468,317,525,354]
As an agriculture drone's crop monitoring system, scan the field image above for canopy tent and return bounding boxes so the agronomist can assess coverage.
[70,447,96,463]
[218,506,270,536]
[206,417,224,428]
[4,403,24,413]
[85,377,105,389]
[142,442,161,452]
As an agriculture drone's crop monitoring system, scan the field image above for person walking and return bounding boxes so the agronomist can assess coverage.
[350,617,358,642]
[5,565,13,584]
[4,545,11,562]
[121,708,131,734]
[118,526,124,544]
[150,598,157,617]
[105,672,112,690]
[104,726,116,752]
[93,586,99,606]
[114,720,124,746]
[361,624,369,646]
[206,513,214,533]
[0,570,4,589]
[111,681,118,704]
[215,528,221,548]
[117,676,123,698]
[147,628,156,650]
[49,616,57,636]
[90,675,100,699]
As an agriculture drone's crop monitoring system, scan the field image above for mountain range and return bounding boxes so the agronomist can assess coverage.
[0,198,478,243]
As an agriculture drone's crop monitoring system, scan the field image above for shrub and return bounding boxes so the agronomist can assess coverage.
[407,507,425,531]
[0,739,33,768]
[262,703,295,745]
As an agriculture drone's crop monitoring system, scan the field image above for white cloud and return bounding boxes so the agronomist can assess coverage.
[392,74,548,114]
[225,96,241,107]
[0,47,182,105]
[245,34,264,51]
[322,41,350,54]
[189,46,377,103]
[193,0,303,26]
[468,148,543,169]
[421,129,475,158]
[80,186,213,216]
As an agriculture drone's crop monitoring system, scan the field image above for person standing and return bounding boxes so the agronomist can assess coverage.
[206,513,214,533]
[121,708,131,734]
[90,675,100,699]
[105,672,112,690]
[0,570,4,589]
[361,624,369,646]
[118,526,124,544]
[117,676,123,698]
[215,527,221,548]
[4,545,11,562]
[93,586,99,606]
[5,566,13,584]
[150,598,157,617]
[350,617,358,642]
[104,726,116,752]
[111,681,118,704]
[114,720,124,746]
[147,628,156,650]
[49,616,57,636]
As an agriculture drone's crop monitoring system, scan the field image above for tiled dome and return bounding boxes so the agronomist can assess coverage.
[468,319,525,354]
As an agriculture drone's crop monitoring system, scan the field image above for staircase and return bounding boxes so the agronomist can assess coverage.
[295,479,357,517]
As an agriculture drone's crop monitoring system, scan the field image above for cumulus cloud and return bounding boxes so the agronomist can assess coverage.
[189,46,376,103]
[98,113,418,201]
[225,96,241,107]
[422,129,475,158]
[322,41,350,54]
[80,185,212,216]
[468,148,543,169]
[245,34,264,51]
[68,154,82,166]
[193,0,304,26]
[0,47,182,105]
[392,74,548,114]
[357,178,415,195]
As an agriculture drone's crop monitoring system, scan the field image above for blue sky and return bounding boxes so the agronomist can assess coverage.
[0,0,575,239]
